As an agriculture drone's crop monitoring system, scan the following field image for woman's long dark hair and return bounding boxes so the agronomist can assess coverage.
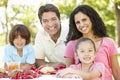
[66,5,108,43]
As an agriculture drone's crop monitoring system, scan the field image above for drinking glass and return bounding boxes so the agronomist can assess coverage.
[7,62,20,72]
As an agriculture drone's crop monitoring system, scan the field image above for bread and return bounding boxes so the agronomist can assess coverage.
[0,68,5,73]
[40,66,55,74]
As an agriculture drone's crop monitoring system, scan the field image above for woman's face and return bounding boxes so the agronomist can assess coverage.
[76,41,95,64]
[41,11,61,37]
[74,12,93,35]
[13,35,26,50]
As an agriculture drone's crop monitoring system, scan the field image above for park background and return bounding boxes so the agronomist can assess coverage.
[0,0,120,68]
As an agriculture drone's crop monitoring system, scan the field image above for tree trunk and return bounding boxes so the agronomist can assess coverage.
[114,2,120,47]
[5,0,8,44]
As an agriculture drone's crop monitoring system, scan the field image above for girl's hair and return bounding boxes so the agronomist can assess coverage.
[9,24,31,45]
[66,5,108,43]
[75,38,96,53]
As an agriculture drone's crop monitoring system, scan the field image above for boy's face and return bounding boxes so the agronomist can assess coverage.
[41,11,61,37]
[13,35,26,50]
[76,41,95,64]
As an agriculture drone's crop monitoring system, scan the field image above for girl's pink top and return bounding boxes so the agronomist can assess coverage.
[70,62,105,80]
[64,37,118,80]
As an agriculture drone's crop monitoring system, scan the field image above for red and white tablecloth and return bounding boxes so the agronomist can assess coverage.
[0,75,83,80]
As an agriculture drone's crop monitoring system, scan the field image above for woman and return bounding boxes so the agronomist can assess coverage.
[64,5,120,80]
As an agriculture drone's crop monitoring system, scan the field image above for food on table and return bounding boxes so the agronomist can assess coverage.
[8,66,41,79]
[7,62,20,72]
[0,68,8,78]
[54,64,66,71]
[0,68,5,73]
[0,64,66,79]
[39,64,66,75]
[40,66,55,74]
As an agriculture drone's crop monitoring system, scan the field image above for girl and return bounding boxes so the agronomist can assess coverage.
[57,38,105,80]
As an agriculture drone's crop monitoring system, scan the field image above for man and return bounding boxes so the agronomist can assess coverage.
[34,4,69,68]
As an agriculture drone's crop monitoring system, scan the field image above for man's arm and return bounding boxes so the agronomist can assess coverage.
[35,59,66,68]
[35,59,48,68]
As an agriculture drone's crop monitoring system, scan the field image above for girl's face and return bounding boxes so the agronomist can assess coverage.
[13,35,26,50]
[76,41,95,64]
[74,12,93,35]
[41,11,61,37]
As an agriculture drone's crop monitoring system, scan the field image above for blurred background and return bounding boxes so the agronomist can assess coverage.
[0,0,120,68]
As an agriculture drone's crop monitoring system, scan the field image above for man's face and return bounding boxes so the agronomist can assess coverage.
[41,11,61,37]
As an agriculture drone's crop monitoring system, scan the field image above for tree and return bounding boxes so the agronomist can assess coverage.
[0,0,9,44]
[10,4,38,44]
[0,0,38,45]
[55,0,77,19]
[114,0,120,47]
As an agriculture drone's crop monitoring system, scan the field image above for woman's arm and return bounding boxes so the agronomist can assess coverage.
[65,58,74,67]
[110,54,120,80]
[64,41,76,67]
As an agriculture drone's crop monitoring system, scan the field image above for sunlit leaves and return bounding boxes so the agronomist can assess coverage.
[55,0,77,19]
[0,0,8,7]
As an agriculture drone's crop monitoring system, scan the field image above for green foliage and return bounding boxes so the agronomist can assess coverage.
[9,4,38,44]
[55,0,77,19]
[0,2,38,46]
[114,0,120,3]
[0,0,8,7]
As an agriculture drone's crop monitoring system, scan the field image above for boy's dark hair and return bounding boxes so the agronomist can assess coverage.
[9,24,31,45]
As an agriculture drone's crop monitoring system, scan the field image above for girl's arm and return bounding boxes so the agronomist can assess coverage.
[76,70,101,80]
[56,65,103,79]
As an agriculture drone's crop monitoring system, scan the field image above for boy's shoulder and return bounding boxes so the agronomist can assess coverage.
[5,44,14,48]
